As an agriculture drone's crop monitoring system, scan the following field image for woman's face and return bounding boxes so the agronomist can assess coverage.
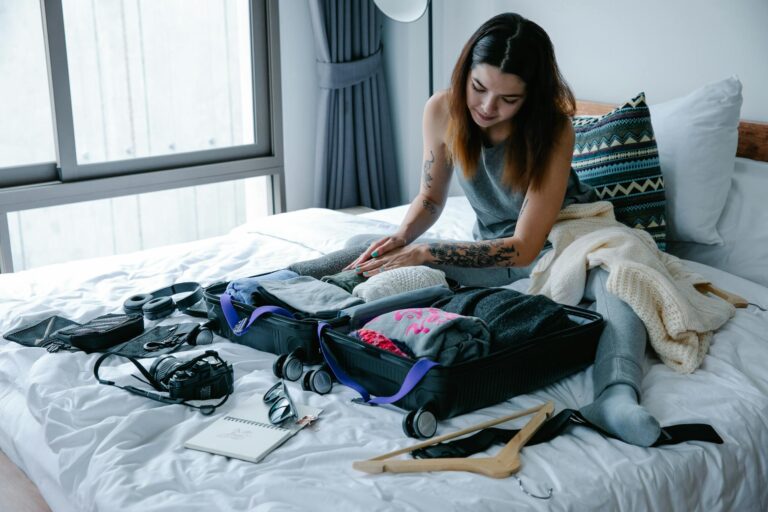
[466,63,527,131]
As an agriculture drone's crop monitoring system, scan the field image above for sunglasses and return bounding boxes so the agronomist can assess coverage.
[263,380,298,425]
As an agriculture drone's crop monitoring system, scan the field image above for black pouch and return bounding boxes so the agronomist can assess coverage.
[53,314,144,352]
[107,323,203,358]
[4,315,81,352]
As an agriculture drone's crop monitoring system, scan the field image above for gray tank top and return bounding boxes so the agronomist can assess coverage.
[456,142,596,241]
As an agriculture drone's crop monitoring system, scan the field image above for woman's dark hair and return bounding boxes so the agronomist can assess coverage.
[446,13,575,191]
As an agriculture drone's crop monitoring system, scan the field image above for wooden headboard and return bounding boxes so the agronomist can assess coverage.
[576,100,768,163]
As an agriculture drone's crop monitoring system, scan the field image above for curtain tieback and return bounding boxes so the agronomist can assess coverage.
[317,48,382,90]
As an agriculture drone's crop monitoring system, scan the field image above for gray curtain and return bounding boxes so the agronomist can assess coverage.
[309,0,401,209]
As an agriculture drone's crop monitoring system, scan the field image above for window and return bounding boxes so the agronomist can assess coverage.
[8,176,270,271]
[0,0,56,168]
[62,0,255,165]
[0,0,283,273]
[48,0,274,181]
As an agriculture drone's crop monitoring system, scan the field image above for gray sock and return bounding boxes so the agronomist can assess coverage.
[580,383,661,447]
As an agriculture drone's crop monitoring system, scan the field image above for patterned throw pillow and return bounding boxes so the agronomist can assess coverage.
[572,93,667,250]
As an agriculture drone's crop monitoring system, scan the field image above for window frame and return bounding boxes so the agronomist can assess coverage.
[0,0,285,273]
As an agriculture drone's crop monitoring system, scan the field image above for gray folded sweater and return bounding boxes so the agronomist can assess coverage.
[259,276,363,316]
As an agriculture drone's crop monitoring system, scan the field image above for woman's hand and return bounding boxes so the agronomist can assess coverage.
[344,234,408,272]
[353,243,431,277]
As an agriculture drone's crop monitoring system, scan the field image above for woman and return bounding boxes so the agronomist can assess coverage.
[345,13,659,446]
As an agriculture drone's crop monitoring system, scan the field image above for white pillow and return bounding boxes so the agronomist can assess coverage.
[649,76,743,245]
[667,157,768,289]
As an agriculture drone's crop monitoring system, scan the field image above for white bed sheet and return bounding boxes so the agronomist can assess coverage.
[1,203,768,512]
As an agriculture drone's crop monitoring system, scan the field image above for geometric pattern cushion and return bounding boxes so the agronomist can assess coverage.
[572,93,667,251]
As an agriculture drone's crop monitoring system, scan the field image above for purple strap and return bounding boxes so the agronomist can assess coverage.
[317,322,439,405]
[219,293,294,336]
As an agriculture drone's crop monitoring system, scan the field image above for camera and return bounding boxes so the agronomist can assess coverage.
[149,352,234,400]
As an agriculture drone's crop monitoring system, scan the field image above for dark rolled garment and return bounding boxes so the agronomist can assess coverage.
[321,269,368,293]
[431,287,576,351]
[288,244,369,280]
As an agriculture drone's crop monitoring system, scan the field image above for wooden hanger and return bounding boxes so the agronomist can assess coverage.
[353,401,554,478]
[695,283,748,308]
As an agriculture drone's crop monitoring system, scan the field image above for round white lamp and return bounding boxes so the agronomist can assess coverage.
[373,0,429,23]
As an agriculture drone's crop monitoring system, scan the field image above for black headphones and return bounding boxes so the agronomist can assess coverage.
[123,282,206,320]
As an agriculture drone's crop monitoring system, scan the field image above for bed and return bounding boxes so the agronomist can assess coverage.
[2,91,768,511]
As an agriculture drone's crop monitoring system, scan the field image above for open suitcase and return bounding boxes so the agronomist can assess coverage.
[318,304,604,438]
[203,278,453,385]
[203,280,336,365]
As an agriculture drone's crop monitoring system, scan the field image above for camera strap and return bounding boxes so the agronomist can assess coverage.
[93,350,230,415]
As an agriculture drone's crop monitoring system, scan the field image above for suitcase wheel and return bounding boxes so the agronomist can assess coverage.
[402,406,438,439]
[302,364,333,395]
[273,349,304,382]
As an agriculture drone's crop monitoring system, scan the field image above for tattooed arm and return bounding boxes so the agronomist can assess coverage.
[392,91,454,244]
[345,92,454,271]
[427,239,521,267]
[423,122,576,268]
[350,105,575,274]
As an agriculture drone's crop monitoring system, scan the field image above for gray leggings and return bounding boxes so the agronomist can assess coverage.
[346,234,647,398]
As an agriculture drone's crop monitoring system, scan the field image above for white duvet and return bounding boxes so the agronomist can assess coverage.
[1,198,767,512]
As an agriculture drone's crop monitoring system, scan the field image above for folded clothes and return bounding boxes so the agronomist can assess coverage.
[225,269,299,305]
[354,328,412,359]
[288,244,369,280]
[431,287,576,351]
[352,266,449,302]
[363,307,490,366]
[321,269,367,293]
[259,276,363,316]
[339,285,454,329]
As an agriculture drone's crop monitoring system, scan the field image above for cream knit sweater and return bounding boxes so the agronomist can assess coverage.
[528,201,735,373]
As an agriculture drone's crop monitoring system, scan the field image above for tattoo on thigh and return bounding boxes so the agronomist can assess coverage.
[428,240,518,267]
[422,150,435,189]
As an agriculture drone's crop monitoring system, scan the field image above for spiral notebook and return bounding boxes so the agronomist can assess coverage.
[184,393,322,463]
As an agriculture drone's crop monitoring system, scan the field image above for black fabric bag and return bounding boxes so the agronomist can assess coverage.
[4,315,81,352]
[107,323,203,358]
[52,314,144,352]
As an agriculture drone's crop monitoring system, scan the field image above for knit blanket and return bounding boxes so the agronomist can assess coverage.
[528,201,735,374]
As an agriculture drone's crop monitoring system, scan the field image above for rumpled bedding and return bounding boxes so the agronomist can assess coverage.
[1,199,767,512]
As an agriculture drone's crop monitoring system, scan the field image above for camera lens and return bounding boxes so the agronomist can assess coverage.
[149,355,184,383]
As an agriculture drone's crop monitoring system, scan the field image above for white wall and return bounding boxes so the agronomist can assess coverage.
[278,1,319,211]
[382,13,431,204]
[384,0,768,202]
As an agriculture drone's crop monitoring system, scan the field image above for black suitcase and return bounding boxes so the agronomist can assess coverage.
[204,278,454,368]
[318,305,603,437]
[203,281,341,365]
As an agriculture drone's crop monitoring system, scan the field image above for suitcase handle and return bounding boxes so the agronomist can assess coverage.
[317,322,439,405]
[219,293,295,336]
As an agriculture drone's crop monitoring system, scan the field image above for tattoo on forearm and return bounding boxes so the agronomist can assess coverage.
[422,199,437,215]
[422,150,435,189]
[428,240,520,267]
